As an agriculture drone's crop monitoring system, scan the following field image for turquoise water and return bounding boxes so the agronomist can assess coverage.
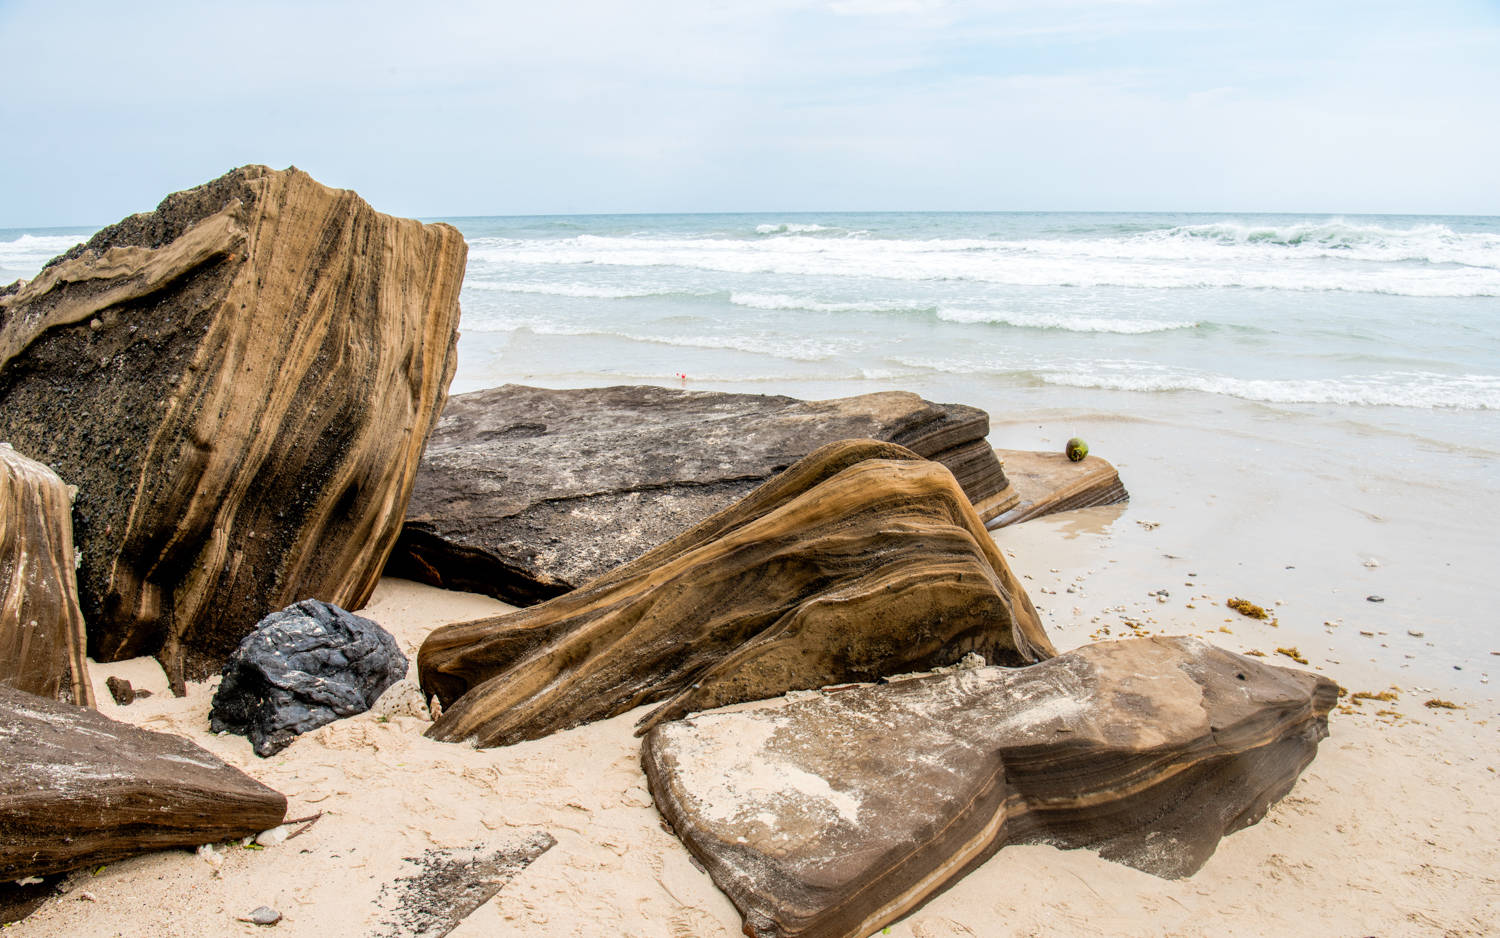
[443,211,1500,406]
[4,212,1498,691]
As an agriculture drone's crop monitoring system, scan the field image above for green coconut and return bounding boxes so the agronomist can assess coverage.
[1065,437,1089,462]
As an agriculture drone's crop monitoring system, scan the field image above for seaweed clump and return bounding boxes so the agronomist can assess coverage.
[1227,597,1269,619]
[1275,646,1308,665]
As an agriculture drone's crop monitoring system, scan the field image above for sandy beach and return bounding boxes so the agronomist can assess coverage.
[5,0,1498,932]
[10,522,1497,938]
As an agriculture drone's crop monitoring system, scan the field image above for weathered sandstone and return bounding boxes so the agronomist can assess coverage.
[0,166,466,688]
[643,636,1338,938]
[988,448,1129,528]
[420,439,1049,748]
[0,444,93,707]
[391,385,1016,604]
[0,685,287,880]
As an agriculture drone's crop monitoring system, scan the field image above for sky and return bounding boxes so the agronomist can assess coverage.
[2,0,1498,226]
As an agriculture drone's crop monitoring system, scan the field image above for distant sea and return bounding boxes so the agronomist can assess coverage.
[4,212,1498,688]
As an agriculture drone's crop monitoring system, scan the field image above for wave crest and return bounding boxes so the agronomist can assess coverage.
[936,307,1198,334]
[1040,368,1499,410]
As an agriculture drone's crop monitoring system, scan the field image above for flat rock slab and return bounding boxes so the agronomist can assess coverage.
[419,439,1049,749]
[0,165,465,688]
[643,636,1338,938]
[373,833,555,938]
[0,685,287,880]
[0,444,93,706]
[390,384,1016,605]
[987,449,1129,528]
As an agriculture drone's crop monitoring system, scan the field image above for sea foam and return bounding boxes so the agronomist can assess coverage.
[729,292,925,314]
[0,233,88,278]
[1038,368,1500,410]
[466,281,712,300]
[936,307,1198,334]
[464,229,1500,297]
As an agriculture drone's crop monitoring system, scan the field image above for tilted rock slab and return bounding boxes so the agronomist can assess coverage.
[0,444,93,707]
[988,448,1130,529]
[419,439,1049,748]
[391,384,1017,605]
[0,165,465,688]
[0,685,287,880]
[642,637,1339,938]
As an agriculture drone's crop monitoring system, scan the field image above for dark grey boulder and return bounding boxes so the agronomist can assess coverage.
[389,384,1016,605]
[210,599,407,757]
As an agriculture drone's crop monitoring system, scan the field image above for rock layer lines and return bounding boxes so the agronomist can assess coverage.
[988,449,1129,528]
[0,166,466,686]
[419,439,1049,748]
[0,444,93,707]
[642,637,1339,938]
[392,385,1016,604]
[0,686,287,880]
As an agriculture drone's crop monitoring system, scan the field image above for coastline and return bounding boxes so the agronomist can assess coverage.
[4,207,1497,936]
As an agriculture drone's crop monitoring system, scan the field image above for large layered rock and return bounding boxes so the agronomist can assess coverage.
[419,439,1050,749]
[0,685,287,880]
[0,166,466,688]
[391,385,1017,605]
[643,637,1338,938]
[0,444,93,707]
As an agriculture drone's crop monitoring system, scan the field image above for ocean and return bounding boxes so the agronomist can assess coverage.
[4,211,1497,692]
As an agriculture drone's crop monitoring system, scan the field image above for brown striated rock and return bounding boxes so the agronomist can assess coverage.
[0,166,466,688]
[987,448,1129,528]
[0,444,93,707]
[643,636,1338,938]
[419,439,1049,748]
[390,385,1017,605]
[0,685,287,880]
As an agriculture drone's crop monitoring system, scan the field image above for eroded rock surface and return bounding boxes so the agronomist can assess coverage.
[988,448,1129,528]
[643,636,1338,938]
[0,166,466,687]
[0,444,92,707]
[210,599,408,757]
[0,685,287,880]
[391,385,1016,604]
[420,439,1049,748]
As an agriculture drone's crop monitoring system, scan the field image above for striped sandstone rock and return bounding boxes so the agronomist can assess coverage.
[0,444,93,707]
[0,166,465,688]
[420,439,1049,748]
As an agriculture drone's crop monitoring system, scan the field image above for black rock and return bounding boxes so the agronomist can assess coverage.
[210,600,407,757]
